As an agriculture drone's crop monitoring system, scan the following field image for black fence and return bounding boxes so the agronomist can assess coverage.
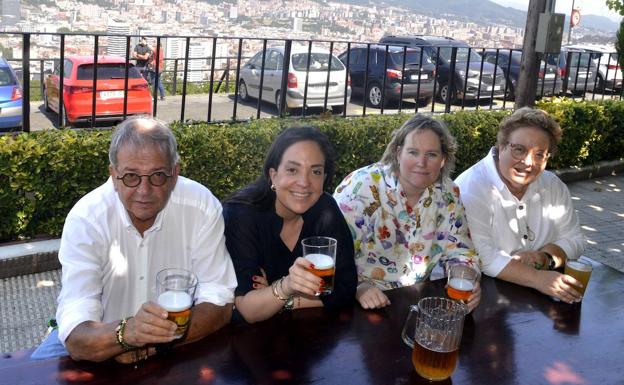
[1,32,622,132]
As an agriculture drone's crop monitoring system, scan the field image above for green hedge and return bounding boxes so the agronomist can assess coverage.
[1,98,622,241]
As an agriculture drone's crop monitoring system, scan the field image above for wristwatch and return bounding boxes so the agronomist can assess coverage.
[543,251,556,270]
[283,296,295,311]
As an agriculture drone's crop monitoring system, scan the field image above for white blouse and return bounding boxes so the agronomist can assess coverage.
[455,149,585,277]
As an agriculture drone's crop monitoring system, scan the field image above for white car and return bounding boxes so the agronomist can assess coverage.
[238,46,351,114]
[564,44,622,91]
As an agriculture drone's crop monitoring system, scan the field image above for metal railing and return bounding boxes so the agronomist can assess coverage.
[0,31,621,132]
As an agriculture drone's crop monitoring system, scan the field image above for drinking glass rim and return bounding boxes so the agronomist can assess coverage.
[156,267,199,286]
[301,236,337,247]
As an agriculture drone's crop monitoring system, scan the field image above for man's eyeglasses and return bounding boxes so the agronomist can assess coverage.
[506,142,550,164]
[116,171,172,188]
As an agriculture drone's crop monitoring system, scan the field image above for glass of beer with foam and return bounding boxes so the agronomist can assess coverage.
[564,258,593,297]
[301,236,337,296]
[402,297,468,381]
[446,264,479,302]
[156,268,198,339]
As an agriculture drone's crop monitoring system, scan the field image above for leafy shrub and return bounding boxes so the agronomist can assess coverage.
[1,99,622,241]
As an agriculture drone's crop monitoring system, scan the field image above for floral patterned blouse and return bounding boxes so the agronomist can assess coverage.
[333,162,481,290]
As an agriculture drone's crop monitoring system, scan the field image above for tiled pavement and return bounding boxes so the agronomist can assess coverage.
[0,174,622,354]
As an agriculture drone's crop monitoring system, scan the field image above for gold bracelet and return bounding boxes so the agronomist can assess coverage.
[115,317,138,351]
[271,278,289,302]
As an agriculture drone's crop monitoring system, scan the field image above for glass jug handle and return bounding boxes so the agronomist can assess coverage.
[401,304,419,348]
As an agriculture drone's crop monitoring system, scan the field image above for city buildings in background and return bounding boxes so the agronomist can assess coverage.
[0,0,619,82]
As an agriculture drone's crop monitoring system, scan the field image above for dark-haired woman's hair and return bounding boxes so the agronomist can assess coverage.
[225,126,335,209]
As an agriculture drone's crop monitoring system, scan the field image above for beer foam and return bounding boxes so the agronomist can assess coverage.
[305,253,334,269]
[157,291,192,312]
[448,278,474,291]
[567,261,592,272]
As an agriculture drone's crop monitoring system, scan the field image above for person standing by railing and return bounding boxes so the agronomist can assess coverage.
[147,43,166,100]
[133,36,152,80]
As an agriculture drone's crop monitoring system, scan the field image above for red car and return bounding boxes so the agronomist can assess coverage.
[44,55,152,126]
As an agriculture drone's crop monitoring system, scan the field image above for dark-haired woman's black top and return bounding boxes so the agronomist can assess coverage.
[223,192,357,311]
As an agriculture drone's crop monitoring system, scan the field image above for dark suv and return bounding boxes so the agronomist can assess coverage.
[544,48,598,95]
[338,44,436,108]
[379,35,506,103]
[481,49,561,100]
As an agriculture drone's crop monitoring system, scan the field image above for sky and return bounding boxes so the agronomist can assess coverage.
[491,0,623,22]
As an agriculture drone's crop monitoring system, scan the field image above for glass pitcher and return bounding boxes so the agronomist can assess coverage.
[401,297,468,381]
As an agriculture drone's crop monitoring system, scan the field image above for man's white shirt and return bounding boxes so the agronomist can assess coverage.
[56,176,237,344]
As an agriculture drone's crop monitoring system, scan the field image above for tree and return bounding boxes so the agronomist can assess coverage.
[606,0,624,16]
[616,19,624,77]
[606,1,624,82]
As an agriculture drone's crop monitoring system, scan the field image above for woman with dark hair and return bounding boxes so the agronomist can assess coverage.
[334,114,481,311]
[455,107,585,303]
[223,126,357,323]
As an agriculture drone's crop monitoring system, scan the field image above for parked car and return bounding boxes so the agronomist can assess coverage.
[481,49,561,100]
[238,46,351,114]
[337,44,435,108]
[544,48,598,95]
[379,35,506,104]
[43,55,152,126]
[563,44,622,92]
[0,57,23,130]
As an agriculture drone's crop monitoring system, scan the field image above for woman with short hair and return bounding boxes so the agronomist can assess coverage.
[455,107,586,303]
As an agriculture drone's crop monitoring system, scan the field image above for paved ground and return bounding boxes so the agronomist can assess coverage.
[0,174,622,354]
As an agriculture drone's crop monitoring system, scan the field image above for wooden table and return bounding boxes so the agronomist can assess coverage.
[2,261,623,385]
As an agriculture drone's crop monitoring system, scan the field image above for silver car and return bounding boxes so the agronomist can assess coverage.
[238,46,351,114]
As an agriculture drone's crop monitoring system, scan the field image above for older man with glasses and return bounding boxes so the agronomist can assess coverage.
[455,107,586,304]
[31,116,237,363]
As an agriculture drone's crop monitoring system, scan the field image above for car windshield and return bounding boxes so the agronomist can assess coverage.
[389,50,430,66]
[291,53,344,71]
[567,52,594,67]
[438,47,483,63]
[0,67,16,86]
[77,63,143,80]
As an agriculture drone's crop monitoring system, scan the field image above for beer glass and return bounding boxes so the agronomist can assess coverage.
[446,264,479,302]
[301,236,337,296]
[402,297,468,381]
[564,259,593,297]
[156,268,198,339]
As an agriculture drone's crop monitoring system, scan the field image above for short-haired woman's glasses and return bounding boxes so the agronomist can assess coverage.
[506,142,550,164]
[116,171,172,187]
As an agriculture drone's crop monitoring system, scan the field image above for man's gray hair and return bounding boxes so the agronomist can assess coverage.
[109,116,180,169]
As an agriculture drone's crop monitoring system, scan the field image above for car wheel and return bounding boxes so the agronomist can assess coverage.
[332,105,345,115]
[416,97,432,107]
[367,82,384,108]
[597,75,606,92]
[438,83,455,104]
[61,104,71,128]
[275,91,290,115]
[43,88,51,112]
[505,83,515,101]
[239,80,249,102]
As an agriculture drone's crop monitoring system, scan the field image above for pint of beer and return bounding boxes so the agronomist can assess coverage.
[564,259,593,296]
[446,264,479,302]
[302,237,337,296]
[402,297,467,381]
[446,278,474,301]
[156,268,198,339]
[157,290,193,338]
